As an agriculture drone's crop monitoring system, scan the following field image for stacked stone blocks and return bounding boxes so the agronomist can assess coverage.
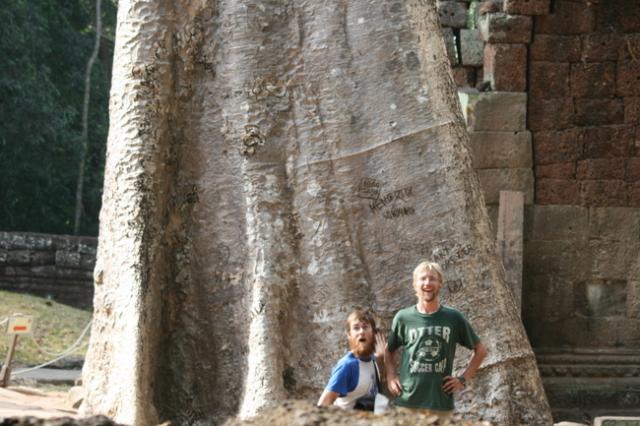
[529,0,640,207]
[0,232,96,309]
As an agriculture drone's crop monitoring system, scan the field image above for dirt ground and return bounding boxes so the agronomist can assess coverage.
[0,386,77,419]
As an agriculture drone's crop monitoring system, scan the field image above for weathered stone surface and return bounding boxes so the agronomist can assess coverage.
[441,27,458,65]
[617,61,640,96]
[576,158,626,180]
[451,67,476,88]
[587,240,640,280]
[458,90,527,131]
[580,180,628,207]
[570,62,616,98]
[596,0,640,33]
[534,0,595,34]
[469,130,532,169]
[437,1,468,28]
[0,232,96,309]
[631,183,640,207]
[581,33,620,62]
[627,158,640,182]
[528,98,574,131]
[459,29,484,66]
[477,168,534,204]
[625,97,640,124]
[580,125,633,159]
[496,190,524,313]
[535,179,579,205]
[529,62,570,99]
[530,34,581,62]
[619,34,640,61]
[533,128,580,165]
[525,204,588,241]
[483,43,526,91]
[575,98,624,126]
[478,13,532,43]
[588,207,640,241]
[503,0,549,16]
[575,279,628,317]
[535,162,575,179]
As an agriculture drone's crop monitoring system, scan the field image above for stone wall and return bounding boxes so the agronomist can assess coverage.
[0,232,96,309]
[529,0,640,207]
[446,0,640,421]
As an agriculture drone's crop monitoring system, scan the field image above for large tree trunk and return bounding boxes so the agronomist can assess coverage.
[82,0,553,425]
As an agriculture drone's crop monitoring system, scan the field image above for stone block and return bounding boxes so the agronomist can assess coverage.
[458,90,527,131]
[579,180,628,207]
[483,43,526,91]
[0,233,53,250]
[627,158,640,182]
[55,250,81,268]
[451,67,476,88]
[437,1,468,28]
[616,61,640,96]
[576,158,626,180]
[595,417,640,426]
[581,33,620,62]
[30,251,55,266]
[535,178,579,205]
[526,204,588,241]
[588,207,640,241]
[570,62,616,98]
[619,34,640,61]
[533,128,580,165]
[535,162,576,179]
[575,98,624,127]
[625,97,640,125]
[529,62,570,99]
[580,125,633,159]
[534,0,595,34]
[469,130,532,168]
[530,34,581,62]
[7,250,32,265]
[522,269,574,323]
[476,168,534,204]
[528,98,574,131]
[630,183,640,207]
[596,0,640,33]
[587,240,640,280]
[478,13,532,43]
[629,279,640,318]
[460,29,484,66]
[441,27,458,65]
[574,279,627,317]
[503,0,549,15]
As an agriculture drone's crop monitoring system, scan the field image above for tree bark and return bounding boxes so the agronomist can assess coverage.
[82,1,553,425]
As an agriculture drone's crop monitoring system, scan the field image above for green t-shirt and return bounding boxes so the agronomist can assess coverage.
[387,305,480,410]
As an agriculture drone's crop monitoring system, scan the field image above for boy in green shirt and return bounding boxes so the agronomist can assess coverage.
[385,261,487,415]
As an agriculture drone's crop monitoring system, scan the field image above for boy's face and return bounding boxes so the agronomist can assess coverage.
[347,319,375,358]
[413,267,442,303]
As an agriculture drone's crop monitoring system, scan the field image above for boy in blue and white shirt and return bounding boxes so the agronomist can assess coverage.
[317,309,385,410]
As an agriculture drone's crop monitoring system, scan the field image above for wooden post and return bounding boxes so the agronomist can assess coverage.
[497,190,524,315]
[0,334,19,387]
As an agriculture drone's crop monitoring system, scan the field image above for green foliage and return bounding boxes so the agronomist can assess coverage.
[0,0,116,236]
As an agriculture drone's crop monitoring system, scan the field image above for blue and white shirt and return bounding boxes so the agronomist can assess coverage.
[325,352,379,409]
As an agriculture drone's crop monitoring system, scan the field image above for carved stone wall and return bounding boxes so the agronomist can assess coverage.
[447,0,640,422]
[0,232,96,309]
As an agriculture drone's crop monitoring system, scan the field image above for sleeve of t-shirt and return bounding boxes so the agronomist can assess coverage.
[325,358,357,396]
[457,312,481,350]
[387,312,404,352]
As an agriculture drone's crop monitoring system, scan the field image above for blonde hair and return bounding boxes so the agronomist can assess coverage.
[412,261,444,284]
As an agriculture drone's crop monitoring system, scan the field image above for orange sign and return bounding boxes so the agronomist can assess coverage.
[6,315,33,335]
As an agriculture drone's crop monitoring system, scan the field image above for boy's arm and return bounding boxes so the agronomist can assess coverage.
[385,345,402,396]
[442,341,487,394]
[317,389,339,407]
